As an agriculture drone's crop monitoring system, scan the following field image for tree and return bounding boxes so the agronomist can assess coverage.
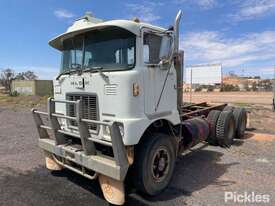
[221,84,240,92]
[15,70,38,80]
[252,82,257,91]
[0,68,15,94]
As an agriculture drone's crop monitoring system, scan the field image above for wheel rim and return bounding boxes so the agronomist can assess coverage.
[151,147,170,182]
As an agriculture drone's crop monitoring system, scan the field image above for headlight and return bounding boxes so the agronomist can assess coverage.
[103,125,111,136]
[103,122,124,137]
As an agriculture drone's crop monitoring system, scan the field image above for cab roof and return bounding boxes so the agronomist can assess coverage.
[49,13,166,50]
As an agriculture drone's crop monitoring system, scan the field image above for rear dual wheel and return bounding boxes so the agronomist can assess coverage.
[223,105,234,112]
[216,111,236,147]
[206,110,236,147]
[206,110,221,145]
[223,106,247,139]
[233,108,247,139]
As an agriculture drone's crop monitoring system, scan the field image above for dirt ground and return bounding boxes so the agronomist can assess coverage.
[0,92,275,206]
[183,92,273,105]
[183,92,275,134]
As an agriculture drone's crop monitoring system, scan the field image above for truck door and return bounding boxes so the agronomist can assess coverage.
[143,30,176,116]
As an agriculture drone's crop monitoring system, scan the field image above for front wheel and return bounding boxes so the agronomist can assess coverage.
[132,133,176,196]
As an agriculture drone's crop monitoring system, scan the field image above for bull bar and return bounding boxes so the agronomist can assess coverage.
[32,97,129,181]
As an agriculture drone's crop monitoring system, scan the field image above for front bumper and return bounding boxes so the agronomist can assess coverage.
[32,98,129,181]
[39,138,126,180]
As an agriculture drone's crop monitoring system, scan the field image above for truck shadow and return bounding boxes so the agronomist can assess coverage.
[232,139,245,146]
[232,132,254,147]
[0,166,108,206]
[0,148,238,206]
[126,148,239,205]
[53,148,239,205]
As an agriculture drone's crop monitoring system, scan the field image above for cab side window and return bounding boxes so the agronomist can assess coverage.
[143,33,162,64]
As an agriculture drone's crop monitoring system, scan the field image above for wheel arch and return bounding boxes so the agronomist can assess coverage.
[136,118,179,149]
[123,112,181,146]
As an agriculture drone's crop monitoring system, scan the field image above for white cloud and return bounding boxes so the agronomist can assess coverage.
[196,0,216,9]
[248,66,275,74]
[175,0,217,10]
[181,30,275,69]
[231,0,275,21]
[54,9,75,19]
[126,2,162,23]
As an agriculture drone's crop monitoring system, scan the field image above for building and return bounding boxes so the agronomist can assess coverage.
[185,64,222,85]
[11,80,53,96]
[223,75,272,91]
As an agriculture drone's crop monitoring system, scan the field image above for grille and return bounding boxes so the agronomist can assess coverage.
[104,84,117,95]
[66,94,98,131]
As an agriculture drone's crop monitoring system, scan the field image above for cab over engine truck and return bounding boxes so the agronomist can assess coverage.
[32,11,247,205]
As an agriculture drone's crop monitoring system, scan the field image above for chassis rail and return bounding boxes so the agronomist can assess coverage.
[32,97,129,181]
[180,102,227,120]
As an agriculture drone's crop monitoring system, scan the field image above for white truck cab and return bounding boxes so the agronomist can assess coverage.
[32,11,247,205]
[51,12,181,146]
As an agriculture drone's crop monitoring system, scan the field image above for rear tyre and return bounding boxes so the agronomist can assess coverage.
[132,133,176,196]
[223,105,234,112]
[216,111,235,148]
[233,108,247,139]
[206,110,221,145]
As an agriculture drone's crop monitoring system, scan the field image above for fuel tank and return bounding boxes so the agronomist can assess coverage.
[181,117,210,149]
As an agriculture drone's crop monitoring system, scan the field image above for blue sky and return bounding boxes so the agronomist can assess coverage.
[0,0,274,79]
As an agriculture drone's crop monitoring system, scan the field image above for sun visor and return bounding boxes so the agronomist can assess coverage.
[49,19,141,50]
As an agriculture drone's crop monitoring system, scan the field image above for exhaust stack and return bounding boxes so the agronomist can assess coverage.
[174,10,182,53]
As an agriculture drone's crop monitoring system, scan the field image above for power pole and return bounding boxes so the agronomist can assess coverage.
[190,69,192,103]
[273,66,275,112]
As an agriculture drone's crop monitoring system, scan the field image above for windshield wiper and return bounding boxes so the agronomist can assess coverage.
[83,66,109,80]
[56,69,78,80]
[83,66,103,72]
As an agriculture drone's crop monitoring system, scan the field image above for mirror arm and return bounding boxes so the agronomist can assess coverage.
[147,64,160,68]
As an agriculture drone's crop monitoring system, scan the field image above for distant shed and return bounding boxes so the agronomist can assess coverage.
[11,80,53,96]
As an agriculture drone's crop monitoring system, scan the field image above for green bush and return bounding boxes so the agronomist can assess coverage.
[195,87,202,92]
[207,85,215,92]
[221,84,240,92]
[10,91,19,97]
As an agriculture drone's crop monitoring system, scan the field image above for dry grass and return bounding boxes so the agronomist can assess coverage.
[0,93,48,109]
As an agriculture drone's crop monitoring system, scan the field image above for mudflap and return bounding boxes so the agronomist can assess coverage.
[44,151,63,171]
[99,174,125,205]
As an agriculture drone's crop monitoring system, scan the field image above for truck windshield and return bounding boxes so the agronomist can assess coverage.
[61,27,136,73]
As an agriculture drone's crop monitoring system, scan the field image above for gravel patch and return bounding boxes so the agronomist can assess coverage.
[0,106,274,206]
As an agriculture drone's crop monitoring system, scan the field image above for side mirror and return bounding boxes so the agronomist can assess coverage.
[159,35,173,61]
[143,45,150,64]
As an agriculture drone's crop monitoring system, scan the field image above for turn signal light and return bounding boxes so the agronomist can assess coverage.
[133,83,140,97]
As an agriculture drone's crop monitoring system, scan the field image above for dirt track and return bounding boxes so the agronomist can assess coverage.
[0,93,275,205]
[183,92,272,105]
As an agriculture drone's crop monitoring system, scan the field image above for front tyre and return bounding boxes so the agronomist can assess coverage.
[132,133,176,196]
